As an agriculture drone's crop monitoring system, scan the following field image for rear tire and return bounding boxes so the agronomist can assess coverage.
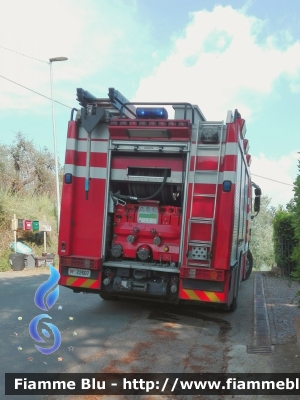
[99,293,117,301]
[228,295,237,312]
[243,250,253,281]
[227,264,240,312]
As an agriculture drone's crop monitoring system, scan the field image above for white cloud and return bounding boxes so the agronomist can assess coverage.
[0,0,84,110]
[0,0,149,111]
[251,151,299,208]
[134,5,300,122]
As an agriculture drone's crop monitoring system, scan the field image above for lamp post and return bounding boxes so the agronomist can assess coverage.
[49,57,68,231]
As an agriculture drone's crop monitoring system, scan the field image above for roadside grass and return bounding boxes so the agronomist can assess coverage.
[0,191,58,272]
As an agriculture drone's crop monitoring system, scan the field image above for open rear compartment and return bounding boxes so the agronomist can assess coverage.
[101,126,191,301]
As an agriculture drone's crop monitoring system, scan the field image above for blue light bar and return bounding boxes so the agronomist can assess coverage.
[136,107,168,119]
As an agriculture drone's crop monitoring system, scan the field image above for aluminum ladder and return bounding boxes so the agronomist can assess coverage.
[187,121,224,267]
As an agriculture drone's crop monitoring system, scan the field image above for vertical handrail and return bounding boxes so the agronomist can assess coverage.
[210,124,223,254]
[85,132,92,200]
[186,123,200,255]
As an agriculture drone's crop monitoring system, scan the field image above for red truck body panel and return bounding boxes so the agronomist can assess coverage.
[58,91,259,310]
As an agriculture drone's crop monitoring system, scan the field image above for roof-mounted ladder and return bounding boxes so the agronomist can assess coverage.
[76,87,136,118]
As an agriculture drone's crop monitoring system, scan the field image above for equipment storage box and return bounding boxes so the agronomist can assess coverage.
[25,254,35,268]
[42,253,55,266]
[35,257,46,267]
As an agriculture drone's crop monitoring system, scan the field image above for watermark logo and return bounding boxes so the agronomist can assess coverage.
[29,265,61,355]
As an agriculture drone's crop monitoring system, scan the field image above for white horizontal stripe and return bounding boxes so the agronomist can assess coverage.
[189,171,236,184]
[78,125,109,140]
[196,148,220,157]
[64,162,237,183]
[223,171,237,182]
[110,169,184,183]
[111,140,189,148]
[225,142,238,155]
[66,138,109,153]
[66,138,77,151]
[67,137,236,159]
[68,130,237,156]
[192,142,238,157]
[193,172,218,184]
[63,163,76,175]
[64,164,107,179]
[64,165,186,183]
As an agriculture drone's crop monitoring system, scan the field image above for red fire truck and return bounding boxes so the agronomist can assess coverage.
[58,88,261,311]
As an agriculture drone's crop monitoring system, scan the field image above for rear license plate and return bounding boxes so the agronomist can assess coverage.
[68,268,91,277]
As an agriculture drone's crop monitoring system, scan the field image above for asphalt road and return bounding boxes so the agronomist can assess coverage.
[1,268,300,400]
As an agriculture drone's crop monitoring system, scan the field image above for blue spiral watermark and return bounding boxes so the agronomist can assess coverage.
[29,265,61,355]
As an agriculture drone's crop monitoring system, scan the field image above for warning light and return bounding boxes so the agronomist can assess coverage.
[65,173,73,184]
[164,246,169,252]
[223,180,231,192]
[188,269,196,278]
[210,270,218,280]
[136,107,168,119]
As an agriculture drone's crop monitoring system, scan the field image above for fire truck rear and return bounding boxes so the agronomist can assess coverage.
[58,88,261,311]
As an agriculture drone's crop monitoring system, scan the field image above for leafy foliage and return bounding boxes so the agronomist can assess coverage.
[273,208,296,268]
[0,132,61,196]
[0,133,60,271]
[290,160,300,279]
[250,195,275,270]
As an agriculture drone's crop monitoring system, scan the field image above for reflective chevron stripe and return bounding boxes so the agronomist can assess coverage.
[181,289,225,302]
[66,277,99,289]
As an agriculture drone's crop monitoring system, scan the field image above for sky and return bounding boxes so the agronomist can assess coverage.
[0,0,300,209]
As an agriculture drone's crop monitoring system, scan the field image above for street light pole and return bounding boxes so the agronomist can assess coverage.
[49,56,68,232]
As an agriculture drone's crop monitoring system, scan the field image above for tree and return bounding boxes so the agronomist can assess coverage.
[0,133,61,269]
[250,195,275,270]
[0,132,61,197]
[290,159,300,279]
[273,207,296,272]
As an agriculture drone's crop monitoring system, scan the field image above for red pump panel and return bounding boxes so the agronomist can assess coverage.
[112,202,182,263]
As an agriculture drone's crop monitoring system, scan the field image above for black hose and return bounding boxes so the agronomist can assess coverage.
[114,170,168,201]
[70,108,78,121]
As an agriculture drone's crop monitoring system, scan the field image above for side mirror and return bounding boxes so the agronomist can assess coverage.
[254,188,262,197]
[254,196,261,213]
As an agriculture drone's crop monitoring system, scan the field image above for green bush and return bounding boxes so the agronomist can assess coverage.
[291,169,300,279]
[250,196,275,270]
[0,248,11,272]
[273,208,296,268]
[0,191,58,271]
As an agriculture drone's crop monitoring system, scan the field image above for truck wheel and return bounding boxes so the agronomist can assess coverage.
[243,250,253,281]
[228,295,237,312]
[228,266,240,312]
[99,293,117,301]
